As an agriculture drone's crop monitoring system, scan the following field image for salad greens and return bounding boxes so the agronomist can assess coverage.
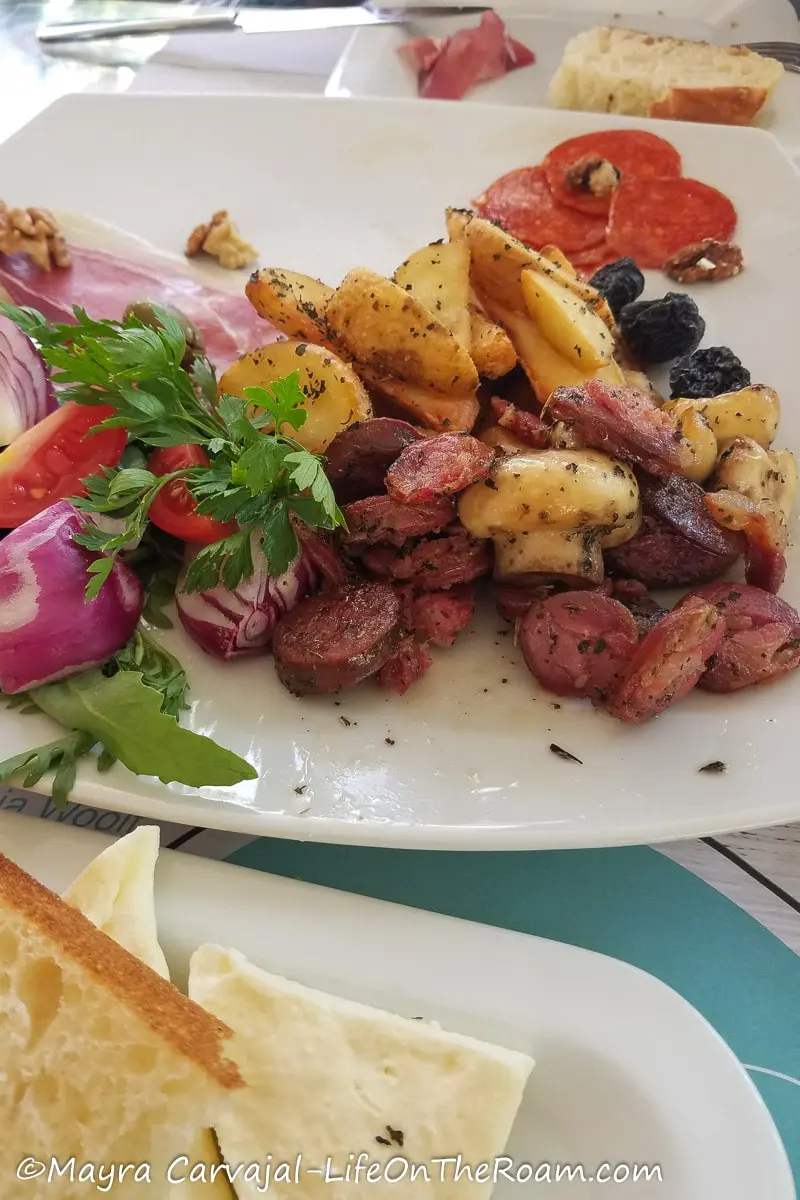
[0,302,345,595]
[0,630,256,806]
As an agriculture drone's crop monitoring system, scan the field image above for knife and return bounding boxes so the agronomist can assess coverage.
[37,6,489,44]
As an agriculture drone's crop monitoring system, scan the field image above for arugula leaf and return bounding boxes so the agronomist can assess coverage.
[0,627,253,803]
[30,671,255,787]
[0,731,96,807]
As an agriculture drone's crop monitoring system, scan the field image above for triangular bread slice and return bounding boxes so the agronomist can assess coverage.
[189,944,534,1200]
[0,854,243,1199]
[62,825,170,979]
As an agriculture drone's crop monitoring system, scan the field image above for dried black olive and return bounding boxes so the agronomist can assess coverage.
[669,346,751,400]
[589,257,645,319]
[618,293,705,364]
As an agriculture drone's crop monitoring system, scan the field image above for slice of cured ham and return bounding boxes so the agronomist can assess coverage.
[397,12,534,101]
[0,215,273,370]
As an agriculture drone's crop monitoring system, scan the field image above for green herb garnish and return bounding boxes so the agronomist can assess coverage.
[0,302,345,594]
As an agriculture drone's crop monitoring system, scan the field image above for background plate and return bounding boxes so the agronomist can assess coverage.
[2,94,800,848]
[0,812,793,1200]
[327,2,800,158]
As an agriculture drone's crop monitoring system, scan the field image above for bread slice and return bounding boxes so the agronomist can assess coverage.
[61,827,236,1197]
[189,944,534,1200]
[548,26,784,126]
[0,853,243,1200]
[62,825,170,979]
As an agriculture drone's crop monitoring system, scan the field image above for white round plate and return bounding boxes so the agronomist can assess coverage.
[2,94,800,848]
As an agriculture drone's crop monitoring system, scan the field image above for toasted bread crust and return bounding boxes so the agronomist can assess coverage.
[0,854,243,1092]
[649,86,769,126]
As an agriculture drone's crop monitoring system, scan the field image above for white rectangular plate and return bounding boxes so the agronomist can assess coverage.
[0,812,792,1200]
[327,3,800,158]
[2,93,800,849]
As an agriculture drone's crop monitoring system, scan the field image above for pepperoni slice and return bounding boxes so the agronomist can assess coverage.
[607,177,737,270]
[475,166,607,253]
[543,130,682,217]
[606,603,725,723]
[519,591,639,702]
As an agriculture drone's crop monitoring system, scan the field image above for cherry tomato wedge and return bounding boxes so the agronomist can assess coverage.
[0,402,126,528]
[148,444,238,545]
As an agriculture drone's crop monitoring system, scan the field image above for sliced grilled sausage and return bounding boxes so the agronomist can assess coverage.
[386,433,494,503]
[325,418,421,504]
[411,586,475,646]
[362,533,491,591]
[677,582,800,693]
[606,513,739,587]
[343,494,455,547]
[273,582,401,695]
[606,602,725,723]
[519,591,639,702]
[611,579,668,636]
[378,636,433,695]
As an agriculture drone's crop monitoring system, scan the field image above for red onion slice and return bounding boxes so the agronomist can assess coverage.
[0,501,143,693]
[0,313,57,447]
[176,533,318,661]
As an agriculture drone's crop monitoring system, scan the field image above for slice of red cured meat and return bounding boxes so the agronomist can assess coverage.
[325,418,421,505]
[519,591,639,703]
[386,433,494,504]
[677,583,800,693]
[412,586,475,646]
[0,245,272,370]
[272,582,401,695]
[605,603,725,723]
[490,397,549,448]
[475,166,607,254]
[607,177,737,270]
[362,533,491,590]
[546,380,683,475]
[398,12,534,102]
[342,495,455,547]
[543,129,682,217]
[378,636,433,695]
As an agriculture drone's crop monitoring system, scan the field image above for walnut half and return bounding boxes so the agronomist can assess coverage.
[185,210,257,270]
[665,239,744,284]
[563,154,621,198]
[0,203,70,271]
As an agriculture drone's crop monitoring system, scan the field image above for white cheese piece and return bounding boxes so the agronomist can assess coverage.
[189,944,534,1200]
[62,824,169,979]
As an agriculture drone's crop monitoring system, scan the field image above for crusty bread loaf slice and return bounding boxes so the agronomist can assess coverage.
[189,944,534,1200]
[549,26,784,126]
[61,827,236,1198]
[0,853,243,1200]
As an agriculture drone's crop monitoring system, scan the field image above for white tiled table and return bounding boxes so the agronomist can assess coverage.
[1,0,798,955]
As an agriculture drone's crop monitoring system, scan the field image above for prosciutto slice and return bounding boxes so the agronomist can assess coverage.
[397,12,534,101]
[0,215,273,370]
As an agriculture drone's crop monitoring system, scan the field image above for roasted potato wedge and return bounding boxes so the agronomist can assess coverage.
[524,247,615,332]
[394,242,471,349]
[469,305,517,379]
[327,268,478,397]
[445,207,473,243]
[464,216,536,311]
[539,245,577,278]
[361,366,478,433]
[245,269,336,348]
[482,296,622,404]
[521,267,614,371]
[219,339,371,453]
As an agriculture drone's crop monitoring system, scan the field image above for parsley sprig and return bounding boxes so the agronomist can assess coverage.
[1,302,345,594]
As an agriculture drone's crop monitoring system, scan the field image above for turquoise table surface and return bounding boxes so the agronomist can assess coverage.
[230,840,800,1182]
